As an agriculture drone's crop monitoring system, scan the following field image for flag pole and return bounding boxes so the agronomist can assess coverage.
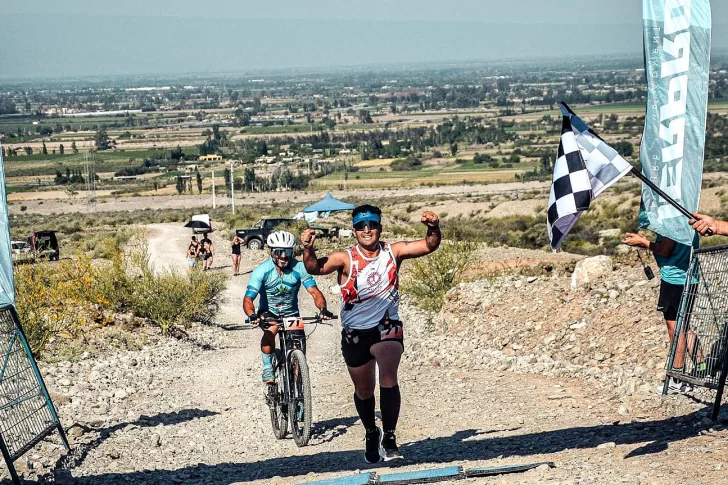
[629,167,713,236]
[629,167,693,220]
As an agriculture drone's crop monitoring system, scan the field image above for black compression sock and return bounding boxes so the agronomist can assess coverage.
[354,393,377,432]
[380,385,401,434]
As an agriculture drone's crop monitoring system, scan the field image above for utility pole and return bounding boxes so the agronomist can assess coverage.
[84,150,96,213]
[229,161,235,214]
[211,170,216,209]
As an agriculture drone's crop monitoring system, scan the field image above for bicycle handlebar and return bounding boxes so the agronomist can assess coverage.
[245,314,339,328]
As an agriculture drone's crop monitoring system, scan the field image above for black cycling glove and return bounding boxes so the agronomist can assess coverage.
[320,308,334,320]
[247,313,261,324]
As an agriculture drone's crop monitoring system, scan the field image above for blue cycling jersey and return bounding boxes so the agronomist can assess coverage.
[245,258,317,316]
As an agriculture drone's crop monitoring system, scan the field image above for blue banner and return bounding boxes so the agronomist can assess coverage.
[639,0,711,246]
[0,144,14,307]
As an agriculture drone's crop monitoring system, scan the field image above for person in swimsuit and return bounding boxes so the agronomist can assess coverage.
[186,238,199,269]
[201,232,214,270]
[231,234,243,275]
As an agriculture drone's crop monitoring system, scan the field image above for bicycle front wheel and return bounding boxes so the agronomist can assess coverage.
[269,349,288,439]
[288,349,312,446]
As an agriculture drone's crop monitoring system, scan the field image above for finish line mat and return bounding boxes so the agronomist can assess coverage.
[379,466,462,484]
[301,473,374,485]
[298,462,554,484]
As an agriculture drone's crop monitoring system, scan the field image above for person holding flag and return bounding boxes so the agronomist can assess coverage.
[621,230,707,392]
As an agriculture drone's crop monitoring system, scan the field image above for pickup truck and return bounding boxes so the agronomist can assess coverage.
[236,218,298,250]
[235,218,335,250]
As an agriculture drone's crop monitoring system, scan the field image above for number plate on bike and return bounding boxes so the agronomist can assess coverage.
[283,317,304,330]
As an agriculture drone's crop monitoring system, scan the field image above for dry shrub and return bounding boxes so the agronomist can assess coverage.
[14,232,227,357]
[400,240,477,311]
[14,256,110,356]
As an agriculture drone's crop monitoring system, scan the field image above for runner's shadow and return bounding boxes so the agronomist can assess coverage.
[46,407,723,485]
[309,416,360,444]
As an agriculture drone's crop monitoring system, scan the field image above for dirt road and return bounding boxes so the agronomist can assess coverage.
[30,224,728,485]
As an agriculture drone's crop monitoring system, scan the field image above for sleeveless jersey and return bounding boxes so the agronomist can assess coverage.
[340,243,400,330]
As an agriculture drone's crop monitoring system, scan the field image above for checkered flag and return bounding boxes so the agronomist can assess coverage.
[548,103,633,249]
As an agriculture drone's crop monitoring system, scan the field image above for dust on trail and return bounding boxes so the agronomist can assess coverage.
[36,223,728,485]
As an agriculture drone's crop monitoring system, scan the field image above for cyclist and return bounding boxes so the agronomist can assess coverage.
[301,204,441,463]
[244,231,332,384]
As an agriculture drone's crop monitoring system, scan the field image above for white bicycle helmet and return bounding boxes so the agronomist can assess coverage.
[267,231,296,249]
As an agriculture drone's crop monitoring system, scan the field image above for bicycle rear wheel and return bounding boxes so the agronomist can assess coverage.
[288,349,312,446]
[269,349,288,439]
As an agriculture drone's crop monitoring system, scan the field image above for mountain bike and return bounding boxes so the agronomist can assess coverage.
[253,313,336,447]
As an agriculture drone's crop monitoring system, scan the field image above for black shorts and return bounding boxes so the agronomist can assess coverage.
[341,319,404,368]
[657,280,697,321]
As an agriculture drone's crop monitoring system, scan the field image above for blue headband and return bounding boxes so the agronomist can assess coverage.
[352,211,381,225]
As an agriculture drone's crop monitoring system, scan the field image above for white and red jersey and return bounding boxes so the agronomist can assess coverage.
[340,242,400,330]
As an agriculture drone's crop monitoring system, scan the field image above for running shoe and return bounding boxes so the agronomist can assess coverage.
[380,431,403,461]
[364,427,382,464]
[665,377,692,394]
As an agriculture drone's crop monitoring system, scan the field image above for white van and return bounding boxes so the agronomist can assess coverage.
[11,240,34,263]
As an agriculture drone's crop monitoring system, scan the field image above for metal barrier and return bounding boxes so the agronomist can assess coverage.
[0,306,68,484]
[664,243,728,420]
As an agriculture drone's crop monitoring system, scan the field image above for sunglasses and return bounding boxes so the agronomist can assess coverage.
[353,220,381,231]
[272,248,293,257]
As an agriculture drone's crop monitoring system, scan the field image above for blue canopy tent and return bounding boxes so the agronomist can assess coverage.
[303,193,355,216]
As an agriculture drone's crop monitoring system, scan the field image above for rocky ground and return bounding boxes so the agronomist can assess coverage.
[3,224,728,485]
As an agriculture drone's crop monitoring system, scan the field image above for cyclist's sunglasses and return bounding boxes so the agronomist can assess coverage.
[353,219,381,231]
[271,248,293,257]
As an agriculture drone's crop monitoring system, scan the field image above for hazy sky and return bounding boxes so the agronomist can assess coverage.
[2,0,727,79]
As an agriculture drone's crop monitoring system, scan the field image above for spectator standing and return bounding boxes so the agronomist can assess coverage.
[201,232,215,270]
[231,234,243,275]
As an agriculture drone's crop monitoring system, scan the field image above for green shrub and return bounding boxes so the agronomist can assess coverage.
[390,157,423,171]
[400,240,477,311]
